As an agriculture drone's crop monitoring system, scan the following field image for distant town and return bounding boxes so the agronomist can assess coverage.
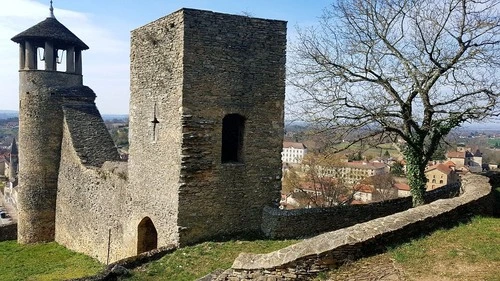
[1,110,500,212]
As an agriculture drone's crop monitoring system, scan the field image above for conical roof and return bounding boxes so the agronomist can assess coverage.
[11,17,89,50]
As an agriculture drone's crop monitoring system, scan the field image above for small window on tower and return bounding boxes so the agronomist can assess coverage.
[221,114,245,163]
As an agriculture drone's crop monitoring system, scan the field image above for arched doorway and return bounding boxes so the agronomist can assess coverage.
[137,217,158,254]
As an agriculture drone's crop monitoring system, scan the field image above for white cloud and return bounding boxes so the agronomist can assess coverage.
[0,0,130,114]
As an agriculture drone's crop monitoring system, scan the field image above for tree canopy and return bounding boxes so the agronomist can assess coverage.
[290,0,500,206]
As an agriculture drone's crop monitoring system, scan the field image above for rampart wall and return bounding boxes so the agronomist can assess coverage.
[0,223,16,241]
[55,111,127,263]
[214,173,494,280]
[262,182,460,239]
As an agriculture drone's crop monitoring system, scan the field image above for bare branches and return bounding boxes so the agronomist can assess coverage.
[289,0,500,205]
[290,0,500,147]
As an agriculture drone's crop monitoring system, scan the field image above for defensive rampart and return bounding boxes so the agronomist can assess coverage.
[215,173,494,280]
[262,182,460,239]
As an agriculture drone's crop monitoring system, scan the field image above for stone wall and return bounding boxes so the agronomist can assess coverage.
[128,9,185,251]
[262,182,460,239]
[129,8,287,248]
[61,86,121,166]
[214,174,493,280]
[178,8,287,245]
[55,117,127,263]
[18,70,83,244]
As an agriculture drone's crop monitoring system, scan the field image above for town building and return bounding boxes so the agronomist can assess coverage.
[446,147,483,172]
[320,161,387,185]
[425,162,459,191]
[282,142,307,164]
[394,182,411,197]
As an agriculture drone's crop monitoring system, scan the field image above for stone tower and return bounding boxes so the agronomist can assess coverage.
[11,6,89,243]
[128,9,286,247]
[8,138,18,184]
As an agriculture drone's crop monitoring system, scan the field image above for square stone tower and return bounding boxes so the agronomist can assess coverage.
[128,8,286,247]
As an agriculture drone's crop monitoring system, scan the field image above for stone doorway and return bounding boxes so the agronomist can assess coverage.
[137,217,158,254]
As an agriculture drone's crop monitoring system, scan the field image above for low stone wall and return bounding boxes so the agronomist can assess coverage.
[262,182,460,239]
[0,223,17,241]
[215,173,493,280]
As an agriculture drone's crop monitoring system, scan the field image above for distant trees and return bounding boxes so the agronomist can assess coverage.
[391,161,405,176]
[290,0,500,206]
[383,150,391,158]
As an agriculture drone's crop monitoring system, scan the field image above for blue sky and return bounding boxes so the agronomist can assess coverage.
[0,0,332,114]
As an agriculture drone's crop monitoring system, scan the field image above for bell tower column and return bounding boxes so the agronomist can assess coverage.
[12,1,89,243]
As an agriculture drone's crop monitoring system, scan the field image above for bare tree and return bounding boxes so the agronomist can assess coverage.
[282,153,354,207]
[370,173,398,201]
[289,0,500,206]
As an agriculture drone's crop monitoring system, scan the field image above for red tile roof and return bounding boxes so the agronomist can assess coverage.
[426,163,452,175]
[447,151,465,158]
[394,183,410,191]
[353,183,375,193]
[443,161,456,167]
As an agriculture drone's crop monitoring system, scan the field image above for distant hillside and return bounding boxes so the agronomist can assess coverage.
[0,110,18,120]
[0,110,128,121]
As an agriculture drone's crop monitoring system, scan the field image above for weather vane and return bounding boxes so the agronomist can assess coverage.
[49,0,55,18]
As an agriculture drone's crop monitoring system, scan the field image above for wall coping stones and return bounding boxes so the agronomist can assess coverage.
[232,173,492,271]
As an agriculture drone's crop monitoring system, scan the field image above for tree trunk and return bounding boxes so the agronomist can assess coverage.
[404,148,427,207]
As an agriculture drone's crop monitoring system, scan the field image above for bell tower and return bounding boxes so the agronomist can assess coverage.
[11,1,89,243]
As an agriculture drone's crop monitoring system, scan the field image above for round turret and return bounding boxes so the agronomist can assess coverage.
[12,2,89,244]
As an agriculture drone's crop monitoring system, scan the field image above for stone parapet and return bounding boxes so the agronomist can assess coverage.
[217,174,492,280]
[262,182,460,239]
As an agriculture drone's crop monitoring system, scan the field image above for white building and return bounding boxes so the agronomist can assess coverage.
[282,142,307,164]
[320,161,387,185]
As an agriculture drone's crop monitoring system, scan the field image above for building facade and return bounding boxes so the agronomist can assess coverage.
[425,163,459,190]
[282,142,307,164]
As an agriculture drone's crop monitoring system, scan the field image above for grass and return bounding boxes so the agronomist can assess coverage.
[389,216,500,281]
[0,241,104,281]
[126,239,297,281]
[323,216,500,281]
[0,187,497,280]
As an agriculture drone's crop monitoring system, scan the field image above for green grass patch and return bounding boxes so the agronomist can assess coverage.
[389,216,500,280]
[126,239,297,281]
[0,241,104,281]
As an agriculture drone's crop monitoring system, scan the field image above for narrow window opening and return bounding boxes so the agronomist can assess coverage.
[137,217,158,254]
[221,114,245,163]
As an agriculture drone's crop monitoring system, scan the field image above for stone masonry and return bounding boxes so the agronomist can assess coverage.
[214,173,494,280]
[129,8,287,247]
[12,7,287,263]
